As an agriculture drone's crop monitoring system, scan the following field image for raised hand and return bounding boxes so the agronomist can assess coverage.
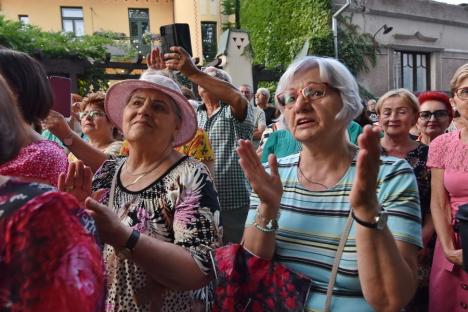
[58,161,93,203]
[164,46,199,78]
[42,110,73,141]
[349,125,382,217]
[236,140,283,212]
[146,47,166,71]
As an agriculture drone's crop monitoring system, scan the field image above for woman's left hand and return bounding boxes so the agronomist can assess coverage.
[146,47,167,70]
[85,197,131,247]
[350,125,382,217]
[58,161,93,202]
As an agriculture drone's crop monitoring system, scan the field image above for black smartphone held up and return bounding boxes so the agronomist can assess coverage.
[160,23,193,57]
[48,76,71,118]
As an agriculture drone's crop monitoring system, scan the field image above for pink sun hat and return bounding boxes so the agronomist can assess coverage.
[104,70,197,147]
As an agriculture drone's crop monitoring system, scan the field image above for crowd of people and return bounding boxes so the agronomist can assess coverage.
[0,44,467,312]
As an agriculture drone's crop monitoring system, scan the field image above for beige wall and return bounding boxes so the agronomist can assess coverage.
[174,0,222,62]
[0,0,174,36]
[1,0,227,61]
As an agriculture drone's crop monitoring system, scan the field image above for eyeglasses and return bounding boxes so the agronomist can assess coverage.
[454,87,468,100]
[79,110,106,120]
[418,110,450,121]
[276,82,328,107]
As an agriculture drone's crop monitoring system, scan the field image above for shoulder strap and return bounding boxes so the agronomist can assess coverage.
[107,160,124,210]
[324,209,354,312]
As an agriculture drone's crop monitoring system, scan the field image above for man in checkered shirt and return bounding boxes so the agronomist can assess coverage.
[177,59,254,243]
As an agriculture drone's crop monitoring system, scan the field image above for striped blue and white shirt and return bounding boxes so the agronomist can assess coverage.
[246,152,422,312]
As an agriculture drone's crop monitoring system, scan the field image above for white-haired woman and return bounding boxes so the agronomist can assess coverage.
[237,56,421,311]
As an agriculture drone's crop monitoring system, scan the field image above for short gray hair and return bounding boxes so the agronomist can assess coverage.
[202,66,232,83]
[375,88,419,115]
[276,56,361,124]
[256,87,270,101]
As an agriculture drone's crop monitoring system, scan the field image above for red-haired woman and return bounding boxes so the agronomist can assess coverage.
[417,91,453,145]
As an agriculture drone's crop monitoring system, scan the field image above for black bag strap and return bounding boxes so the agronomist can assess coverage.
[456,204,468,272]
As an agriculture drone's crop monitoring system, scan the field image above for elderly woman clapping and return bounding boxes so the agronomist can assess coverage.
[237,57,422,311]
[60,71,222,311]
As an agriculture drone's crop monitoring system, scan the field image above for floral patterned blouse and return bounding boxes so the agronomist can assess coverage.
[0,178,105,312]
[175,128,215,162]
[92,156,222,312]
[382,143,430,219]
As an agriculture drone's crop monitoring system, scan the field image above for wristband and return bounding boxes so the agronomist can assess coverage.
[351,207,388,230]
[254,207,279,233]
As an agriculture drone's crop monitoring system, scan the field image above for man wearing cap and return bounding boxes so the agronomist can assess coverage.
[162,47,255,244]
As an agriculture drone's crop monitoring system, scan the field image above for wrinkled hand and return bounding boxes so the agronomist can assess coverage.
[146,47,167,70]
[58,161,93,203]
[164,46,199,78]
[42,110,73,140]
[237,140,283,212]
[445,248,463,266]
[85,197,131,247]
[350,125,381,217]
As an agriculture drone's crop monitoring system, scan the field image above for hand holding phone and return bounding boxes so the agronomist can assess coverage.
[159,23,192,57]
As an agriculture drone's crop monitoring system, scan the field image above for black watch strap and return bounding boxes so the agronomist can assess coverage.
[351,210,377,228]
[125,229,140,250]
[351,209,387,230]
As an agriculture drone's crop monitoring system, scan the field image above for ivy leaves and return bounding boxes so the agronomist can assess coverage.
[238,1,378,76]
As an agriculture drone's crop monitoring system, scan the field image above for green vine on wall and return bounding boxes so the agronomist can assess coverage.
[0,16,139,95]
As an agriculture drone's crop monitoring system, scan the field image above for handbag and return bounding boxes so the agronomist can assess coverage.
[210,210,353,312]
[210,243,311,311]
[455,203,468,272]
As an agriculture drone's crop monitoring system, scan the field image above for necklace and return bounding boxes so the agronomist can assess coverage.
[297,162,330,190]
[123,149,172,188]
[297,145,358,190]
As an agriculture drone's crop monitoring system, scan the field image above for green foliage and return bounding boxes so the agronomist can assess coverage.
[239,2,377,76]
[0,15,114,62]
[240,0,331,69]
[336,16,377,75]
[78,66,109,96]
[221,0,240,30]
[0,16,141,95]
[221,0,236,15]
